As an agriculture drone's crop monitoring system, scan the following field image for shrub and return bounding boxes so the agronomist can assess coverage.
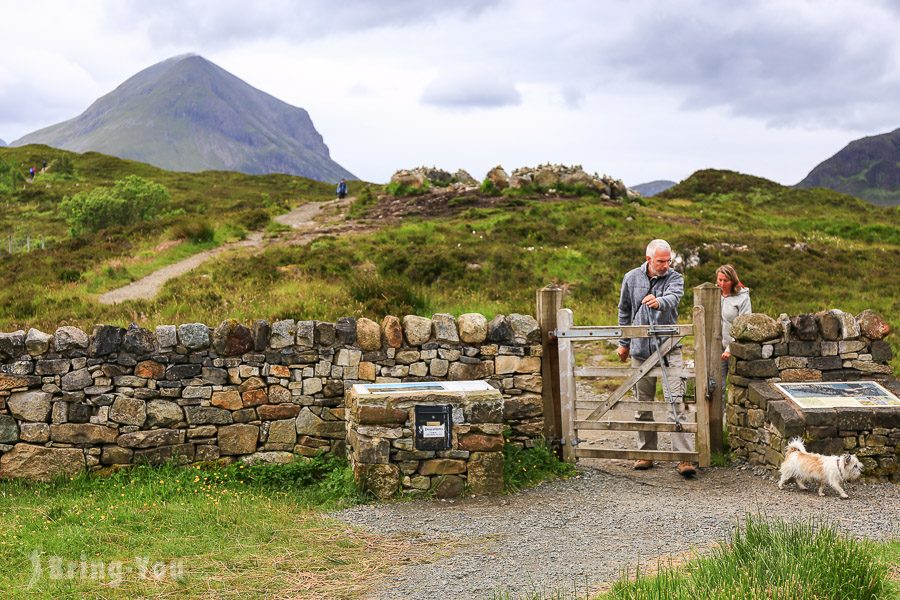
[503,437,575,492]
[348,185,377,218]
[235,208,271,230]
[60,175,170,234]
[480,178,502,197]
[169,220,215,243]
[385,180,429,197]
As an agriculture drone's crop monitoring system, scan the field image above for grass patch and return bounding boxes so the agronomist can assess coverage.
[0,455,433,599]
[503,438,576,493]
[603,515,896,599]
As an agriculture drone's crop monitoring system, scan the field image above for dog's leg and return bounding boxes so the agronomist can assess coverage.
[795,479,808,490]
[777,472,790,490]
[830,481,849,499]
[817,483,826,496]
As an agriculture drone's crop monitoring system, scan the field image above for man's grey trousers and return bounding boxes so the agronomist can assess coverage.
[631,347,694,453]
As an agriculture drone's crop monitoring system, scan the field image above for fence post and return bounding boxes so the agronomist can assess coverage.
[694,282,723,455]
[556,308,577,463]
[536,285,564,455]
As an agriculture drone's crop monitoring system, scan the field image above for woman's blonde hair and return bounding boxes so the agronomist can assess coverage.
[715,264,744,293]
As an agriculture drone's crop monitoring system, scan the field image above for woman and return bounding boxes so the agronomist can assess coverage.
[716,265,751,408]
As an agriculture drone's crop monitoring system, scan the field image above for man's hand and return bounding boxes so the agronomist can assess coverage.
[616,346,630,362]
[641,294,660,309]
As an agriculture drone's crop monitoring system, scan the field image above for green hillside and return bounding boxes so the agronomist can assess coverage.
[1,155,898,369]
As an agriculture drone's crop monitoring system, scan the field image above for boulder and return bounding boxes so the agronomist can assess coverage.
[8,390,52,422]
[731,314,781,343]
[25,328,53,355]
[356,318,382,351]
[402,315,432,346]
[485,165,509,190]
[213,320,254,356]
[89,325,125,356]
[432,313,459,344]
[122,323,156,355]
[382,316,403,348]
[458,313,488,344]
[178,323,210,350]
[857,310,891,340]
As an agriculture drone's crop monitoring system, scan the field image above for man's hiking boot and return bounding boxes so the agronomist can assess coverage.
[633,459,653,470]
[677,462,697,477]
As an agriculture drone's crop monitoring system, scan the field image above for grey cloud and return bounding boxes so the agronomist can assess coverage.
[599,2,900,130]
[112,0,501,47]
[421,77,522,109]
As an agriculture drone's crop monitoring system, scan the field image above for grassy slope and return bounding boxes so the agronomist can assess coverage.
[1,157,898,367]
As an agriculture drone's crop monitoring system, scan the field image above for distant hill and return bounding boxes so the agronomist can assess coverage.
[797,128,900,206]
[0,139,6,147]
[11,54,355,183]
[631,180,676,197]
[658,169,783,198]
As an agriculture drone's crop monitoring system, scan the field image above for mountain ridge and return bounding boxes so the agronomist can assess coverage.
[796,127,900,206]
[11,54,355,183]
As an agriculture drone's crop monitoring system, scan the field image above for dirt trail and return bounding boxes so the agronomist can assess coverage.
[98,197,355,305]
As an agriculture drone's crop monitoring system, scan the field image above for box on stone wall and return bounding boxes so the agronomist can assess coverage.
[346,381,505,499]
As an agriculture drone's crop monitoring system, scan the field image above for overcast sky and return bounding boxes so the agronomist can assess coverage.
[2,0,899,186]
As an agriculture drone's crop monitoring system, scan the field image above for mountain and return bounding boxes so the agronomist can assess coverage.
[631,179,675,197]
[11,54,355,183]
[796,128,900,206]
[0,139,6,147]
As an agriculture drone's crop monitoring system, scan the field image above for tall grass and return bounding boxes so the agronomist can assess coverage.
[605,515,894,599]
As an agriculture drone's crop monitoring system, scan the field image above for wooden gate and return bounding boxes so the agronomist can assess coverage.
[553,285,721,467]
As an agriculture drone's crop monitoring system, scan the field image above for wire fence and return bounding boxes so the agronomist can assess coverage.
[3,233,47,255]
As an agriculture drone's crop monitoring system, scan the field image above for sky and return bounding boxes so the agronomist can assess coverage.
[2,0,899,186]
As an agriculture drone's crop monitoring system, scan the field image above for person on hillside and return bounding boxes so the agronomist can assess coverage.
[28,166,35,180]
[336,179,348,199]
[716,264,752,408]
[617,239,695,476]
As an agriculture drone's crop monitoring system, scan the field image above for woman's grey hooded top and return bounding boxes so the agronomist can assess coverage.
[722,287,752,353]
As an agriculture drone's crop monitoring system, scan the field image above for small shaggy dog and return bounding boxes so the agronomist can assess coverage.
[777,438,863,499]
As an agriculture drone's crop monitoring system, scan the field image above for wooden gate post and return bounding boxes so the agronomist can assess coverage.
[536,285,564,455]
[556,308,577,463]
[694,282,723,455]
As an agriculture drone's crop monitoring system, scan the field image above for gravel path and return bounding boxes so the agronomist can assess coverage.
[334,461,899,599]
[98,198,351,304]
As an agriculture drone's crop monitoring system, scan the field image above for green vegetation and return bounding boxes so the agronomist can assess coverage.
[348,184,377,218]
[385,180,429,196]
[1,152,897,370]
[0,456,390,598]
[60,175,172,234]
[603,516,896,600]
[503,438,576,492]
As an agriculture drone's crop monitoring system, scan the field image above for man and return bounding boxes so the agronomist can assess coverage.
[616,239,696,477]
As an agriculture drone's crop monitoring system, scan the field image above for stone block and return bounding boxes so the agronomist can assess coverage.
[806,356,842,370]
[815,310,841,341]
[870,340,892,363]
[241,389,268,407]
[109,396,147,426]
[765,401,804,438]
[402,315,432,346]
[487,315,513,343]
[354,404,408,426]
[356,318,382,351]
[787,341,820,357]
[8,390,52,422]
[117,428,185,448]
[19,423,50,443]
[789,314,818,341]
[775,356,806,369]
[258,404,301,420]
[419,458,466,475]
[294,320,314,348]
[155,325,177,348]
[212,320,254,357]
[218,424,260,455]
[458,313,488,344]
[178,323,210,350]
[35,359,70,376]
[135,360,165,379]
[0,444,85,481]
[734,359,778,378]
[430,474,465,499]
[211,390,242,411]
[779,368,822,382]
[468,451,504,495]
[296,408,345,438]
[61,368,93,391]
[185,406,233,425]
[432,313,460,344]
[265,420,297,447]
[354,435,390,464]
[353,463,399,499]
[448,361,493,380]
[101,445,133,465]
[335,317,357,346]
[50,423,118,444]
[731,314,781,342]
[381,316,403,349]
[459,433,504,452]
[133,443,194,465]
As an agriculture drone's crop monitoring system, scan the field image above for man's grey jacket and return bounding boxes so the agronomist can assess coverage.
[617,262,684,360]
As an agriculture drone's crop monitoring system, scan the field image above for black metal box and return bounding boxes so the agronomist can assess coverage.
[414,404,452,451]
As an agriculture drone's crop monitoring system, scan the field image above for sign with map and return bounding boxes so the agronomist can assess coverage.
[774,381,900,409]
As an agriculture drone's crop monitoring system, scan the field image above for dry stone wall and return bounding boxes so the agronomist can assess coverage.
[0,313,543,482]
[725,309,898,481]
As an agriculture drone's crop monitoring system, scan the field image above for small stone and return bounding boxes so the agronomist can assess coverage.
[89,325,125,356]
[117,429,184,448]
[857,310,891,340]
[135,360,165,379]
[122,323,156,354]
[836,310,860,339]
[295,320,315,348]
[213,320,254,356]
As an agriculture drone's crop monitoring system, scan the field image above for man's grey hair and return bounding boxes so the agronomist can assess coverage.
[645,239,671,258]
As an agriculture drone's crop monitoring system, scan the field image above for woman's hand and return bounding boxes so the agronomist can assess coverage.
[721,350,731,361]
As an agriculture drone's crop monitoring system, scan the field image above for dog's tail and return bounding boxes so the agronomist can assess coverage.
[784,437,806,456]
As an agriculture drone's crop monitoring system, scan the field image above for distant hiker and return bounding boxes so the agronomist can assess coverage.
[42,160,47,171]
[28,166,35,180]
[716,264,752,407]
[336,179,348,199]
[617,238,695,477]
